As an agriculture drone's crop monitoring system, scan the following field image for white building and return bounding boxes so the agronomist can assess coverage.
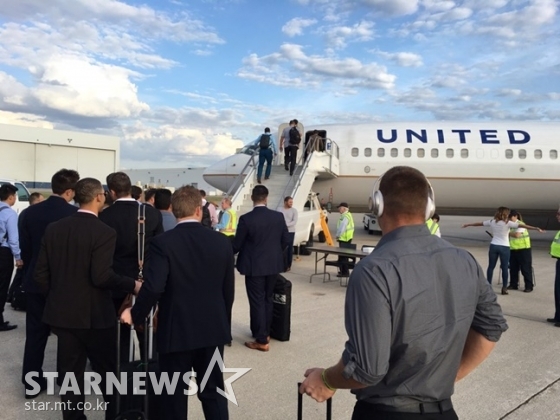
[0,123,119,188]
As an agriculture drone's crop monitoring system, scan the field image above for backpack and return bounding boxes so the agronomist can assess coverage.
[259,134,271,149]
[289,127,301,145]
[201,202,212,228]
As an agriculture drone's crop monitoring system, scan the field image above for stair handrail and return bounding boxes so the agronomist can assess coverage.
[226,151,258,207]
[275,140,314,209]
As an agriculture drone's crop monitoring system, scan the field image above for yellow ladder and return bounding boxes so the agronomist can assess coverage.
[320,211,334,246]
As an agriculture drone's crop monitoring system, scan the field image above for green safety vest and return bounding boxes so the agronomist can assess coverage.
[337,212,354,242]
[221,209,237,236]
[551,231,560,258]
[426,219,439,235]
[509,220,530,250]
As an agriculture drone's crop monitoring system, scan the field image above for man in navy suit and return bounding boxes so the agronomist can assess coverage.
[122,186,234,419]
[233,185,291,352]
[19,169,80,397]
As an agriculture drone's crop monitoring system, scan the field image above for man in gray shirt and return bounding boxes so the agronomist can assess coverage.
[277,196,297,271]
[155,188,177,232]
[300,166,508,419]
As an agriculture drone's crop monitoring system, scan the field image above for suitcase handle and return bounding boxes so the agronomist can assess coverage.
[297,382,332,420]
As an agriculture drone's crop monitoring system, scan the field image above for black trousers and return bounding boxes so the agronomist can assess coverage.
[159,346,228,420]
[352,401,458,420]
[337,239,353,275]
[245,275,277,344]
[284,146,298,175]
[22,292,52,388]
[0,247,14,324]
[52,326,117,420]
[509,248,533,289]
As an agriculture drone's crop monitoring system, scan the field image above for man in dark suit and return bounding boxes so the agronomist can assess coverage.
[35,177,141,420]
[19,169,80,397]
[233,185,290,352]
[99,172,163,361]
[122,185,234,420]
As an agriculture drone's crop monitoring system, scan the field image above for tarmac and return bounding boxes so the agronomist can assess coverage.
[1,214,560,420]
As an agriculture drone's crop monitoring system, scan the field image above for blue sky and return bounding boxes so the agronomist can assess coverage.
[0,0,558,168]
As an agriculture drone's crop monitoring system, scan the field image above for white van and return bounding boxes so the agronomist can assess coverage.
[0,179,31,215]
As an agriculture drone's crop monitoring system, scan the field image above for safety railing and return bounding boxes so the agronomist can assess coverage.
[226,151,258,210]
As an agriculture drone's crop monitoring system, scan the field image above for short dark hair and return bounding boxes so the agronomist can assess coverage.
[199,189,206,198]
[432,213,440,222]
[379,166,429,219]
[74,178,103,205]
[51,169,80,195]
[144,188,157,202]
[0,184,18,201]
[29,192,43,205]
[293,119,298,125]
[172,186,202,219]
[155,188,172,210]
[284,196,293,203]
[131,185,142,200]
[264,127,270,133]
[106,172,131,198]
[251,185,268,203]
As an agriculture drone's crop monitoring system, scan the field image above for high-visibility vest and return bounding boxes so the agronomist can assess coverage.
[509,220,531,250]
[337,211,354,242]
[426,219,439,235]
[221,209,237,236]
[551,231,560,258]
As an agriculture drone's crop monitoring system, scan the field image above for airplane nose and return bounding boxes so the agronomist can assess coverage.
[203,157,230,192]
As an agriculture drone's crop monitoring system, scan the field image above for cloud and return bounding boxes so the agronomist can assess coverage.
[496,88,522,97]
[282,18,317,37]
[238,44,396,90]
[359,0,419,16]
[376,51,423,67]
[324,21,375,48]
[0,110,54,129]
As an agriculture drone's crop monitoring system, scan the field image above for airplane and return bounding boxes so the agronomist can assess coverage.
[203,121,560,231]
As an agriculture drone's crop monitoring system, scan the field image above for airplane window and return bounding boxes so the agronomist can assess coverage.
[518,149,527,159]
[446,149,454,158]
[461,149,469,158]
[377,148,385,157]
[364,148,372,157]
[239,144,258,155]
[505,149,513,159]
[417,148,425,158]
[534,150,542,159]
[431,149,438,158]
[391,148,398,157]
[351,147,359,157]
[404,148,411,158]
[551,150,558,160]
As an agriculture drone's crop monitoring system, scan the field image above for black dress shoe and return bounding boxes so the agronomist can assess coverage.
[507,286,518,290]
[546,318,558,323]
[0,322,17,331]
[523,289,533,293]
[555,323,560,328]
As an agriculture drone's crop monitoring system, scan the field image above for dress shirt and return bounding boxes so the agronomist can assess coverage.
[253,134,278,154]
[0,202,21,259]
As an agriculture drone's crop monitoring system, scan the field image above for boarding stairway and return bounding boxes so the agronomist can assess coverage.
[226,139,340,217]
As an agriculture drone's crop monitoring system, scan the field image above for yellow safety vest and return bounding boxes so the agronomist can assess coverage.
[337,212,354,242]
[426,219,439,235]
[551,231,560,258]
[509,220,530,250]
[221,209,237,236]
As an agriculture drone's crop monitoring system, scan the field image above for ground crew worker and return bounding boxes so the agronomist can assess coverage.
[215,197,237,245]
[547,208,560,327]
[508,210,533,292]
[426,213,441,237]
[335,202,354,277]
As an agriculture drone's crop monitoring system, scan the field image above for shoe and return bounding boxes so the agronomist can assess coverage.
[289,172,293,176]
[0,322,17,331]
[25,380,47,399]
[285,166,289,171]
[244,341,269,352]
[227,342,232,347]
[265,177,269,180]
[507,286,518,290]
[555,323,560,328]
[501,287,508,295]
[337,273,349,278]
[547,318,558,323]
[524,289,533,293]
[257,178,261,184]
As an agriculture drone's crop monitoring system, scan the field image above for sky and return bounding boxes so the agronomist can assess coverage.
[0,0,559,169]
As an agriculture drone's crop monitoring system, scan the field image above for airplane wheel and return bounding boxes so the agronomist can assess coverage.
[318,231,326,243]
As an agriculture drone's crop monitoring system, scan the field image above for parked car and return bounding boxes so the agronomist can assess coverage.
[0,179,31,215]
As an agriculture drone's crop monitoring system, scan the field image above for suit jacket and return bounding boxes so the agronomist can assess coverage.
[35,212,136,329]
[233,206,291,276]
[99,200,163,298]
[131,222,235,353]
[19,196,78,293]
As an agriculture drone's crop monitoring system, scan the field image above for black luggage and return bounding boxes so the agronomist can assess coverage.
[297,382,332,420]
[270,274,292,341]
[9,268,26,311]
[115,307,160,420]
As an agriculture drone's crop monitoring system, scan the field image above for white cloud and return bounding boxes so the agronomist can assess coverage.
[359,0,419,16]
[0,110,54,129]
[238,44,396,90]
[376,51,423,67]
[421,0,456,12]
[282,18,317,37]
[497,88,522,97]
[325,21,375,48]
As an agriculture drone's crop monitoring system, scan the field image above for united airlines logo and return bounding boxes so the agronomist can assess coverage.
[374,129,530,144]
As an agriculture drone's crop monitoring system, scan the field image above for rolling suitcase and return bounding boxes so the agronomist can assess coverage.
[270,274,292,341]
[297,382,332,420]
[9,268,26,311]
[115,306,160,420]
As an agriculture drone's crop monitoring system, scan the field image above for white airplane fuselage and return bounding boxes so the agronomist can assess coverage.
[203,121,560,217]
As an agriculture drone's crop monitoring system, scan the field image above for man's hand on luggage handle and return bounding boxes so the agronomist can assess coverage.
[120,308,132,325]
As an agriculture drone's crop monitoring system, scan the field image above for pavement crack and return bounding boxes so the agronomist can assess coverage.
[499,376,560,419]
